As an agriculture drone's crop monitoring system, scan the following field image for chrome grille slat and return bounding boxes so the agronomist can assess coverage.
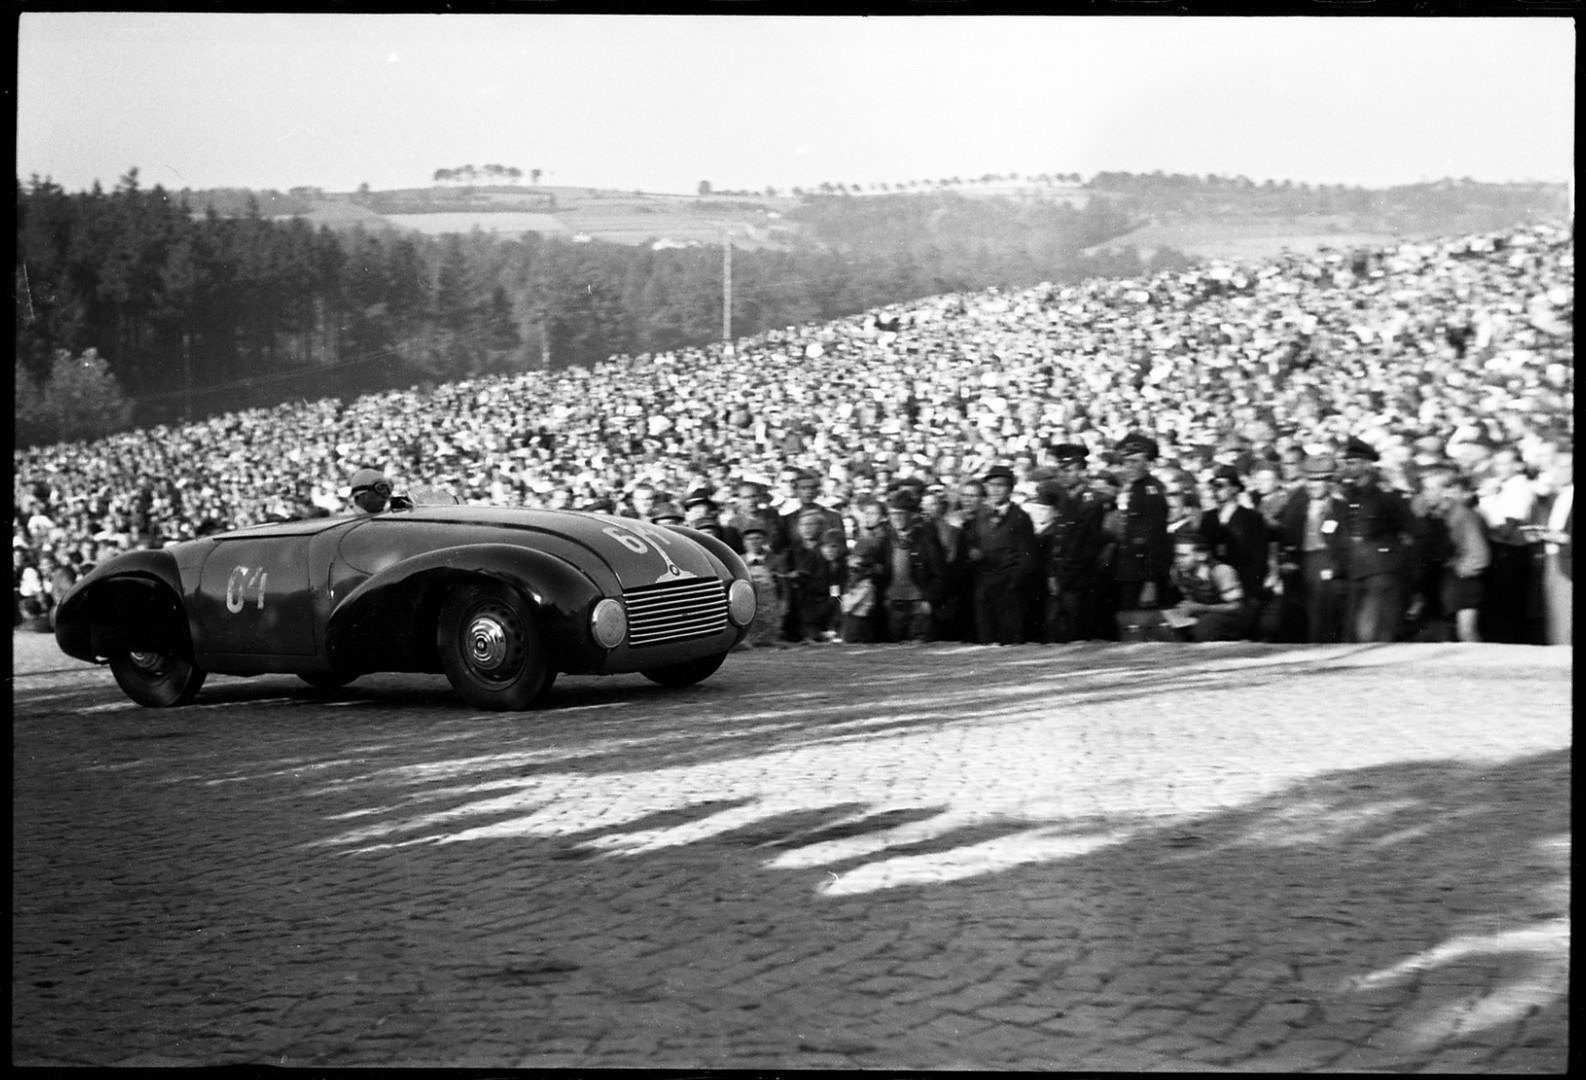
[623,579,728,647]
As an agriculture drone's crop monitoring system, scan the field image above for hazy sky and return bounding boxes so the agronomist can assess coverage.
[16,13,1576,196]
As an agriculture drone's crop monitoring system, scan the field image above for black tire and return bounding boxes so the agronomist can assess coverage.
[298,672,356,690]
[437,581,552,710]
[641,651,727,688]
[108,650,207,708]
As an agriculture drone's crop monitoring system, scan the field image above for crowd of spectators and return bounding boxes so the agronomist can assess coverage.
[14,220,1573,648]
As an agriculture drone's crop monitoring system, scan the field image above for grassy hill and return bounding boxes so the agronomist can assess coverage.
[286,185,804,250]
[256,177,1567,265]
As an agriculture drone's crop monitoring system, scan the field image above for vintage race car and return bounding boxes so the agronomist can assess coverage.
[54,490,756,710]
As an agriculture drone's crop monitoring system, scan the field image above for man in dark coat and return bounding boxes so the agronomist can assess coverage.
[1198,464,1269,639]
[1337,437,1419,643]
[921,487,969,642]
[972,464,1037,644]
[874,487,947,642]
[1046,442,1106,642]
[1274,454,1349,643]
[777,469,844,557]
[1111,433,1172,618]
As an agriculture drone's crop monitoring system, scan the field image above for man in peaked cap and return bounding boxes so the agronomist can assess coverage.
[1050,442,1090,468]
[1046,443,1107,643]
[1116,433,1161,462]
[1337,436,1419,643]
[1110,432,1172,632]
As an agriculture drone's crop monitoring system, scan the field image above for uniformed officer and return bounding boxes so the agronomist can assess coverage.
[1111,433,1172,624]
[1046,442,1106,642]
[1337,436,1419,642]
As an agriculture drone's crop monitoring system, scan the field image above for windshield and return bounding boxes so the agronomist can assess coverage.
[403,485,461,507]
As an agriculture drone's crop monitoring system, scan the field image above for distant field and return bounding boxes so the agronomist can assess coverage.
[1092,217,1414,262]
[281,185,1497,260]
[389,212,573,237]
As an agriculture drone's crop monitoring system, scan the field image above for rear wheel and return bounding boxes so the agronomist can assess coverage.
[437,581,553,710]
[641,652,727,688]
[109,650,207,707]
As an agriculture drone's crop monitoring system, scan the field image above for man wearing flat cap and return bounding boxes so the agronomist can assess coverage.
[1274,455,1348,642]
[874,486,946,642]
[1046,442,1106,643]
[1338,436,1420,642]
[971,463,1037,644]
[684,488,744,554]
[1110,433,1172,628]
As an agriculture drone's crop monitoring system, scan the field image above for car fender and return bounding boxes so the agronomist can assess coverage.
[324,543,603,674]
[53,549,192,663]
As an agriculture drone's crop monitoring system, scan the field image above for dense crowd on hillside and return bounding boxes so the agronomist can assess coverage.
[14,220,1573,648]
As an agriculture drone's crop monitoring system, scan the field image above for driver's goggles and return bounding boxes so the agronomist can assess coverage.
[354,481,393,497]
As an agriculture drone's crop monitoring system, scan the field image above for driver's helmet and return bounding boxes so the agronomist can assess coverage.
[350,468,391,499]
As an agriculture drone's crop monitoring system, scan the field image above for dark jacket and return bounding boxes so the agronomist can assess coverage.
[1113,474,1171,584]
[1199,504,1270,600]
[1338,480,1419,580]
[875,520,947,605]
[972,502,1037,586]
[1048,485,1106,588]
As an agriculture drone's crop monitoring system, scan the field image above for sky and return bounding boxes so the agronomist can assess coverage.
[15,13,1576,197]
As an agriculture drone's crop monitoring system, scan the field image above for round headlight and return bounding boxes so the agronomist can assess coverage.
[590,598,628,649]
[727,578,756,627]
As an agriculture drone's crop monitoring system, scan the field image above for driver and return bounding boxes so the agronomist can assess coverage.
[348,468,393,515]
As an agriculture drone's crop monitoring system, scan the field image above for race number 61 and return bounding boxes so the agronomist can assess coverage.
[603,524,674,553]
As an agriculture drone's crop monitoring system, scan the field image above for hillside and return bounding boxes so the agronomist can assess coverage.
[250,177,1567,264]
[287,185,804,250]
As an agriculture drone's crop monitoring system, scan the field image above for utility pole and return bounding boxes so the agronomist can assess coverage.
[722,230,733,354]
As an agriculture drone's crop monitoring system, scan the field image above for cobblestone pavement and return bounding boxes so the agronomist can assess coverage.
[11,635,1570,1070]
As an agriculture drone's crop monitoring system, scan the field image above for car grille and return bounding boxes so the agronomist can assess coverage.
[623,578,728,647]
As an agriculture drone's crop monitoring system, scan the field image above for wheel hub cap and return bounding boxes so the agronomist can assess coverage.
[129,651,171,675]
[466,615,512,672]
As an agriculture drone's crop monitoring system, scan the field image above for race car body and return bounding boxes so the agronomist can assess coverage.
[54,495,755,710]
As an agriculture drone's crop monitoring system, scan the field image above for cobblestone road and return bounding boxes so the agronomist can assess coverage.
[11,636,1571,1070]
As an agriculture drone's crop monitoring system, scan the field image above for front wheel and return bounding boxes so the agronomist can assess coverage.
[641,652,727,688]
[437,581,553,710]
[109,650,207,707]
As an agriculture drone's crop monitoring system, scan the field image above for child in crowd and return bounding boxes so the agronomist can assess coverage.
[839,536,885,643]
